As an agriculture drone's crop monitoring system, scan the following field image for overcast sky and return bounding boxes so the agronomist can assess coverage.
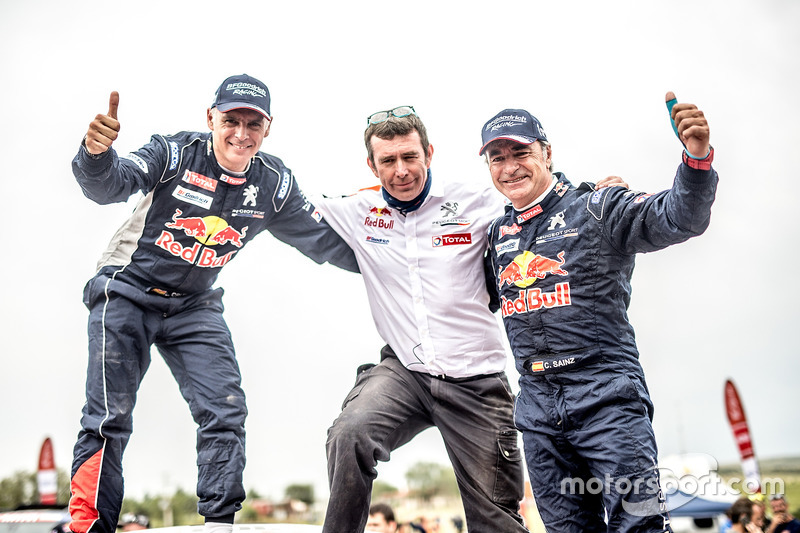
[1,0,798,504]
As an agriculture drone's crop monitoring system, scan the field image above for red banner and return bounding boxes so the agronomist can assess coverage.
[724,379,761,493]
[37,437,58,505]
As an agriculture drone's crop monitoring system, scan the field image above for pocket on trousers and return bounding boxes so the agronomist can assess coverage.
[493,428,524,505]
[197,444,231,466]
[340,364,375,410]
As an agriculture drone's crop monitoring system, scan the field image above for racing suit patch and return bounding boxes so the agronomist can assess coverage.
[182,170,217,192]
[495,239,519,256]
[172,185,213,209]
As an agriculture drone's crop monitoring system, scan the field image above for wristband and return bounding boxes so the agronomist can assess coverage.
[682,147,714,170]
[668,97,713,170]
[82,137,107,160]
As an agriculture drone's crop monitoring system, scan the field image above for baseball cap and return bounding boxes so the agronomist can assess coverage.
[478,109,547,155]
[211,74,271,119]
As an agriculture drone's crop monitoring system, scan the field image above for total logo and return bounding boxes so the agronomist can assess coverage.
[497,250,571,317]
[432,233,472,247]
[156,209,248,268]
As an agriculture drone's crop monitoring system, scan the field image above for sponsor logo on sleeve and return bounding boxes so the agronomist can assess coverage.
[277,171,291,200]
[168,141,180,171]
[123,153,149,174]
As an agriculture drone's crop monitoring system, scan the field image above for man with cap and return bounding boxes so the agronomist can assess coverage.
[68,74,358,533]
[311,106,624,533]
[481,92,718,532]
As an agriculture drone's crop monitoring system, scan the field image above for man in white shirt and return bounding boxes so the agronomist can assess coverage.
[313,107,527,533]
[314,106,622,532]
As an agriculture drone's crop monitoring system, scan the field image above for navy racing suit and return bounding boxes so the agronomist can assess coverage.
[485,162,717,532]
[69,131,357,533]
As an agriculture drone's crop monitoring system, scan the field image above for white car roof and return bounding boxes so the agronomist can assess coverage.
[145,526,322,533]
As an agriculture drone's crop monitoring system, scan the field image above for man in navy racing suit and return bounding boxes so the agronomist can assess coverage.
[68,74,358,533]
[482,92,718,532]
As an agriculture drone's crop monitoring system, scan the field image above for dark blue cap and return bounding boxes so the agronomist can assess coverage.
[212,74,271,119]
[479,109,547,155]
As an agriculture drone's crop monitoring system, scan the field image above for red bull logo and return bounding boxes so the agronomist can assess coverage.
[155,231,237,268]
[500,282,572,317]
[368,206,392,217]
[165,209,207,237]
[497,250,571,317]
[497,261,525,287]
[210,225,248,247]
[497,250,568,288]
[157,209,249,268]
[365,206,394,229]
[525,251,568,279]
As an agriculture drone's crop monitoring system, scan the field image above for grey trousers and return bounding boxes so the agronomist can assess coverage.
[323,347,527,533]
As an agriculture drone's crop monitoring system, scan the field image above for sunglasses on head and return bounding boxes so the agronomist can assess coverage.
[367,105,416,125]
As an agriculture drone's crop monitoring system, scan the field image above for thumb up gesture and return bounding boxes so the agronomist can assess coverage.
[84,91,120,155]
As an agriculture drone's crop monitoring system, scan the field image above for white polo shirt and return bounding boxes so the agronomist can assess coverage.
[313,176,510,378]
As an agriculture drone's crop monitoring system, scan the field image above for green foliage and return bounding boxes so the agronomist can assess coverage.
[371,480,399,500]
[237,504,259,523]
[284,484,314,505]
[405,462,459,502]
[0,469,70,509]
[0,472,34,509]
[120,488,202,527]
